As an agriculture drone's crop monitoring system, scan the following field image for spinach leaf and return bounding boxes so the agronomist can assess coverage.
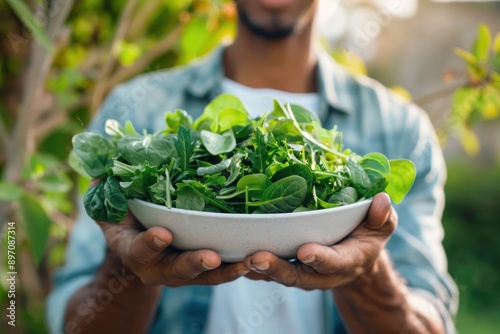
[347,158,371,196]
[118,134,176,167]
[175,187,205,211]
[270,164,313,191]
[217,174,272,200]
[327,187,358,205]
[177,181,236,213]
[360,152,390,198]
[385,159,416,203]
[84,176,128,223]
[104,176,129,223]
[72,132,118,178]
[249,175,307,213]
[200,130,236,155]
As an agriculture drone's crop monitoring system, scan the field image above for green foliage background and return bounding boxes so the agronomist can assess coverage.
[0,1,499,333]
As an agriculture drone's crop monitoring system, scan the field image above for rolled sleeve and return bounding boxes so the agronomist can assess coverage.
[45,202,107,333]
[387,106,459,333]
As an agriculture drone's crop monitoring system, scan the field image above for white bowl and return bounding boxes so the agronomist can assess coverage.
[128,198,373,262]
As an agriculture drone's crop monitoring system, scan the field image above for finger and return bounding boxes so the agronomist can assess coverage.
[365,193,394,230]
[184,262,251,286]
[245,251,304,287]
[299,238,378,276]
[127,226,173,265]
[164,249,222,281]
[244,271,273,281]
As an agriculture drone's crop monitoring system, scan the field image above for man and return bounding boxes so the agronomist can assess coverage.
[47,0,458,333]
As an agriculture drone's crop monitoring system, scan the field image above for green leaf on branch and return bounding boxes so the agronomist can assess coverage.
[472,24,491,63]
[0,181,23,201]
[18,193,53,264]
[454,48,487,80]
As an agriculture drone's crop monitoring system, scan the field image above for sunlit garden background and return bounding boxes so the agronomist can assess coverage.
[1,0,499,333]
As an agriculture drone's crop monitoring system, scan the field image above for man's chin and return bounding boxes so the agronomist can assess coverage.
[238,8,296,40]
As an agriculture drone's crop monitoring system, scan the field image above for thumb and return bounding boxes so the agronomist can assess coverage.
[365,193,396,231]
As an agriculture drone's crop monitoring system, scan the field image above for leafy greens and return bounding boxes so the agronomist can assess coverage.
[71,94,416,223]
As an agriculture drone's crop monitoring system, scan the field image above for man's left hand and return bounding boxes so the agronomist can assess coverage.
[244,193,397,290]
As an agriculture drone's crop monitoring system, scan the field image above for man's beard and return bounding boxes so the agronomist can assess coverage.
[238,7,296,40]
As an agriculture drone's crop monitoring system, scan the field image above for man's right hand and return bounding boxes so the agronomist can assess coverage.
[96,210,250,287]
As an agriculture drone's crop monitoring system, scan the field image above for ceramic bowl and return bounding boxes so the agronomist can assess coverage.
[128,198,373,262]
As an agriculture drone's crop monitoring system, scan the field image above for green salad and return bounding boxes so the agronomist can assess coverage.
[70,94,416,223]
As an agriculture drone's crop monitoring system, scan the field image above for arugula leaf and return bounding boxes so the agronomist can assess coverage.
[175,125,195,171]
[197,159,231,176]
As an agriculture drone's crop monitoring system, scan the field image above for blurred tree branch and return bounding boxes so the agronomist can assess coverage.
[103,25,183,108]
[91,0,140,112]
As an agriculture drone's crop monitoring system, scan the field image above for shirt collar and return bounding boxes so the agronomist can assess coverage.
[186,45,355,115]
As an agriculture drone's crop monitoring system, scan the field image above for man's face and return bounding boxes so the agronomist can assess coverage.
[236,0,318,40]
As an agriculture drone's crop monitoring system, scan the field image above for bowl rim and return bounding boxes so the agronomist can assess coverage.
[129,197,374,219]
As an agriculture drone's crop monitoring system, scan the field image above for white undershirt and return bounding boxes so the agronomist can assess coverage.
[205,78,326,334]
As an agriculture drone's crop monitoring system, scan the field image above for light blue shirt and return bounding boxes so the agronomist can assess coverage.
[204,79,324,334]
[46,46,458,334]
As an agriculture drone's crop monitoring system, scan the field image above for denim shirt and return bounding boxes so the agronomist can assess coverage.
[46,46,458,334]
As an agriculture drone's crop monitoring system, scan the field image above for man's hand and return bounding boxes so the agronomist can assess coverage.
[244,192,397,289]
[90,181,249,287]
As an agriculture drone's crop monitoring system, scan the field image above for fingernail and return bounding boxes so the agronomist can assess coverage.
[238,270,250,276]
[253,262,270,271]
[301,256,315,264]
[153,236,167,247]
[201,262,216,270]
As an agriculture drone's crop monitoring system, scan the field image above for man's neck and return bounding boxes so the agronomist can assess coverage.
[224,22,318,93]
